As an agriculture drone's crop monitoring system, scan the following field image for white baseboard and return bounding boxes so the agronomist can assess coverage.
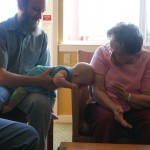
[54,115,72,123]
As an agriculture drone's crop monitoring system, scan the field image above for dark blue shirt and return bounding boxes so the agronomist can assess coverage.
[0,15,50,75]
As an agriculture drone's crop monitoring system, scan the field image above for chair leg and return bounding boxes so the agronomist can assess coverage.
[47,120,53,150]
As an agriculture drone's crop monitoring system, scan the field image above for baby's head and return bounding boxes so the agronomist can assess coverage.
[71,62,94,88]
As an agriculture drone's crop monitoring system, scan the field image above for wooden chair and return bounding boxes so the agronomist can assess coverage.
[71,50,135,144]
[71,50,96,142]
[0,108,53,150]
[72,87,95,142]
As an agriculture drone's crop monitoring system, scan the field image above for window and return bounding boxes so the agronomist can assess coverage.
[0,0,18,23]
[63,0,150,45]
[146,0,150,42]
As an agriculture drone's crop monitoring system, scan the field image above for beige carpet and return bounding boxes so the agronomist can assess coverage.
[53,122,72,150]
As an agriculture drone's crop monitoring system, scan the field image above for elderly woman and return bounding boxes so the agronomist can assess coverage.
[85,23,150,144]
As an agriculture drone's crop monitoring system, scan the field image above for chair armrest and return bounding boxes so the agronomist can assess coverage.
[71,87,90,140]
[71,88,80,139]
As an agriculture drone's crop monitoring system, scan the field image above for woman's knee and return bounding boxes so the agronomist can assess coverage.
[85,104,114,122]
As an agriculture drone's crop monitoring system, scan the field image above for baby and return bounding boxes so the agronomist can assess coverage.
[1,62,94,113]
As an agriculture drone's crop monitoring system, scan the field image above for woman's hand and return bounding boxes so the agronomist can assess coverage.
[113,104,132,128]
[110,81,129,101]
[93,75,132,128]
[110,81,132,128]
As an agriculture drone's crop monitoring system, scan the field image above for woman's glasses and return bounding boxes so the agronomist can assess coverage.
[109,45,124,56]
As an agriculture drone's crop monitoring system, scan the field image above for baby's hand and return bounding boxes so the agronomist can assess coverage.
[71,83,78,89]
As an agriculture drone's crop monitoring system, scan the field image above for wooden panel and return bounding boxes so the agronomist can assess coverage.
[59,142,150,150]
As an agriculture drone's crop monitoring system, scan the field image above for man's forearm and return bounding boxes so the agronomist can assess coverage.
[0,69,39,87]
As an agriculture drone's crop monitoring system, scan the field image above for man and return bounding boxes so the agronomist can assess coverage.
[0,0,55,149]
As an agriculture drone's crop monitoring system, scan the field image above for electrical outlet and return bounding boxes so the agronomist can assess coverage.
[64,53,70,64]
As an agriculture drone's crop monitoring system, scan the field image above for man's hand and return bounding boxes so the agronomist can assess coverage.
[36,67,57,90]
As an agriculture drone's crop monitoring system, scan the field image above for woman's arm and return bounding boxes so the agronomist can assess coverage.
[94,74,120,110]
[0,68,56,90]
[93,74,132,128]
[110,82,150,109]
[128,93,150,109]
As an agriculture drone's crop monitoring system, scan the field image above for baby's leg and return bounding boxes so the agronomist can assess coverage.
[1,87,28,113]
[9,87,28,104]
[8,87,28,109]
